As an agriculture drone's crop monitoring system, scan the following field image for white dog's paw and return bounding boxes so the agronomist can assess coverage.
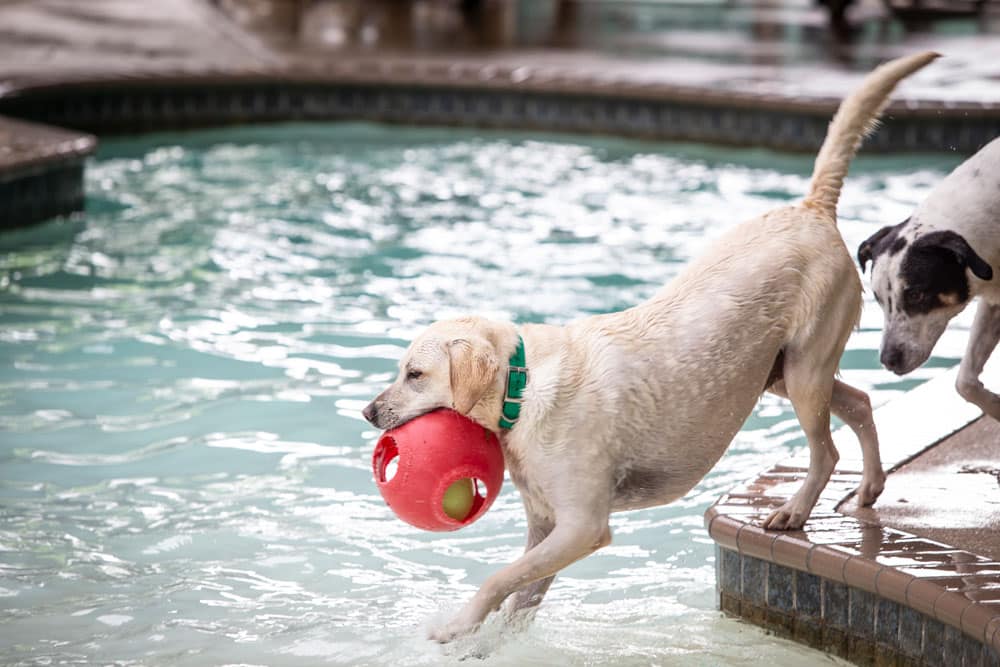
[856,469,886,507]
[762,500,812,531]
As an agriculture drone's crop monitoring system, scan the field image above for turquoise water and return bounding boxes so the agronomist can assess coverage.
[0,123,969,666]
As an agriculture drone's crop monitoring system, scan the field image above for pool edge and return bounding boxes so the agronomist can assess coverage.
[0,115,96,229]
[707,363,1000,666]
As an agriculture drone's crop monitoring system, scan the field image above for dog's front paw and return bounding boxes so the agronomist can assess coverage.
[856,469,886,507]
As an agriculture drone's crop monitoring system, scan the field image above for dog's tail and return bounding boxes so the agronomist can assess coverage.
[804,51,939,217]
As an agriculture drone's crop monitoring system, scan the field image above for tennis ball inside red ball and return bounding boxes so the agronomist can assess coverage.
[441,477,475,520]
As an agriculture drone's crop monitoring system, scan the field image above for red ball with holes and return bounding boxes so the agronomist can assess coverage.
[372,409,504,531]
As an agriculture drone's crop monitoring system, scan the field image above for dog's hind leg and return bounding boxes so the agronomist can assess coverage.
[830,380,884,506]
[764,352,839,531]
[770,378,884,507]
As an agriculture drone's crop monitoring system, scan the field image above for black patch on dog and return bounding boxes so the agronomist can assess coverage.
[858,218,910,271]
[899,231,993,315]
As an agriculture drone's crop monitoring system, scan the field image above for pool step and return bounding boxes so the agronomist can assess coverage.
[0,115,95,229]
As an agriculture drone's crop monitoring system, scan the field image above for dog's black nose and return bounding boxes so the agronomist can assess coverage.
[880,346,904,373]
[362,402,378,425]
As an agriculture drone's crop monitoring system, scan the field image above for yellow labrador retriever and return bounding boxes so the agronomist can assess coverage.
[363,52,938,642]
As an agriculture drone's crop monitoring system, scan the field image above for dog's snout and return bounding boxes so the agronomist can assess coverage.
[362,401,379,425]
[880,346,905,374]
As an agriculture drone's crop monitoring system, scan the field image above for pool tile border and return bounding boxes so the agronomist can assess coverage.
[0,115,95,228]
[0,69,997,155]
[707,363,1000,665]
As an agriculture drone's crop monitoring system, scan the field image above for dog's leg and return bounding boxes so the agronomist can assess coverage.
[764,353,839,531]
[830,380,885,506]
[956,302,1000,420]
[503,511,556,624]
[771,379,884,506]
[429,515,611,643]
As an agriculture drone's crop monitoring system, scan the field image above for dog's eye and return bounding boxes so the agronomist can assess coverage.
[406,369,423,381]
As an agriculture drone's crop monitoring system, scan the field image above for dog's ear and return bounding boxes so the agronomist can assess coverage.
[858,225,895,272]
[447,337,499,415]
[913,230,994,281]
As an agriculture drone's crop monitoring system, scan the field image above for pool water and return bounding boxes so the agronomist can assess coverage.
[0,123,969,665]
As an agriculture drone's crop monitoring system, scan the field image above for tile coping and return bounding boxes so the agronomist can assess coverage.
[706,354,1000,654]
[2,55,999,118]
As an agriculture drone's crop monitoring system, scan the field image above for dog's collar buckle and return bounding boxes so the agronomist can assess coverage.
[499,337,527,430]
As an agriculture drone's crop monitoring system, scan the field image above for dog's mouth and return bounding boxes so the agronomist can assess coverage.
[364,403,438,431]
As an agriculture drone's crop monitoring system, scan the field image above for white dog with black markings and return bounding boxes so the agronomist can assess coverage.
[858,136,1000,418]
[364,52,938,643]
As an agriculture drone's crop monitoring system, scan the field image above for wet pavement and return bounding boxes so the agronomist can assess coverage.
[844,416,1000,564]
[1,0,1000,106]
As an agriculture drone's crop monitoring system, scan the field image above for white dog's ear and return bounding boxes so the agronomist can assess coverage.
[447,337,500,415]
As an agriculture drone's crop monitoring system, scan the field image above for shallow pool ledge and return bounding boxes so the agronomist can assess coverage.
[706,360,1000,667]
[0,115,95,229]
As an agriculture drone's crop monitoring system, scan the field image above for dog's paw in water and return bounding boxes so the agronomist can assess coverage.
[428,620,476,645]
[428,609,518,660]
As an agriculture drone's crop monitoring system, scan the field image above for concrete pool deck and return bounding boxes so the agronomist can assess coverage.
[1,1,999,663]
[1,1,999,147]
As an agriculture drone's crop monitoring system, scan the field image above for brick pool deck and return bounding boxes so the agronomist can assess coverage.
[1,1,999,664]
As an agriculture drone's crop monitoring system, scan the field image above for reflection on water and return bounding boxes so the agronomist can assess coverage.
[0,123,967,665]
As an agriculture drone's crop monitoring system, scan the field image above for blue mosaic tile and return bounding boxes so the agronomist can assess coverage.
[943,624,963,666]
[923,618,946,666]
[0,163,85,229]
[767,563,794,613]
[848,587,875,640]
[823,580,849,630]
[720,548,740,596]
[874,597,899,647]
[3,82,1000,154]
[965,632,989,667]
[741,554,767,606]
[795,570,822,620]
[897,604,923,658]
[985,643,1000,667]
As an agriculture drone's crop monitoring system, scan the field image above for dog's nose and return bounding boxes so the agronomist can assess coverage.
[880,346,905,373]
[362,402,379,425]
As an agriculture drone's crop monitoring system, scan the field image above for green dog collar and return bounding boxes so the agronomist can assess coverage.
[499,336,527,430]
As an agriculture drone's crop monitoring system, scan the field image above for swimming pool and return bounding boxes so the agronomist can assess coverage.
[0,123,969,665]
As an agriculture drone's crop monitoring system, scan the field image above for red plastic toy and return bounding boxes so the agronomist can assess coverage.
[372,409,504,531]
